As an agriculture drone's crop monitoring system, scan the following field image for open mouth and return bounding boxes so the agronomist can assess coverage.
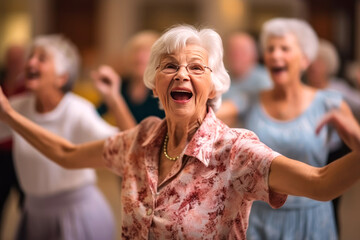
[270,66,287,74]
[170,90,193,101]
[26,69,40,80]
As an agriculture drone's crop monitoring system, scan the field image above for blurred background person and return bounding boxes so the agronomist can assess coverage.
[0,44,26,231]
[216,31,271,127]
[245,18,346,240]
[346,61,360,92]
[306,39,360,122]
[0,35,119,240]
[305,38,358,235]
[97,30,165,123]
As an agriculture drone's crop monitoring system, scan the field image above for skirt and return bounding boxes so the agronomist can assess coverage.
[16,184,115,240]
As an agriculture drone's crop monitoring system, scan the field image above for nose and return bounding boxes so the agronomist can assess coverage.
[27,55,38,67]
[174,65,190,81]
[270,48,283,59]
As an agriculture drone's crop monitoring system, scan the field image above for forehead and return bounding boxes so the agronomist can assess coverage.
[30,46,54,57]
[161,44,208,62]
[266,33,299,47]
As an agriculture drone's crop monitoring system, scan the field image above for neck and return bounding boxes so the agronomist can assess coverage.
[165,109,206,156]
[313,76,329,89]
[35,90,65,113]
[271,78,304,101]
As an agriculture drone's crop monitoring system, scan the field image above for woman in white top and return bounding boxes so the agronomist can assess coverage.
[0,35,134,240]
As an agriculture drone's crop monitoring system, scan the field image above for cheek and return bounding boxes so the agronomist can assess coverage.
[155,78,170,100]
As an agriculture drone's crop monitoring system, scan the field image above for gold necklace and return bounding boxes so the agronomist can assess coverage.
[163,135,180,161]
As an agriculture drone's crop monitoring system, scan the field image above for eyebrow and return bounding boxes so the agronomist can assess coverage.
[160,55,205,64]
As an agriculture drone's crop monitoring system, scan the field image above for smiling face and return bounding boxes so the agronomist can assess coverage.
[25,46,66,94]
[264,33,309,86]
[153,44,215,122]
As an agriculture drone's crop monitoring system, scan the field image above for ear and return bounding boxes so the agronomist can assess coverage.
[152,88,158,97]
[301,56,311,71]
[56,73,69,89]
[208,84,217,99]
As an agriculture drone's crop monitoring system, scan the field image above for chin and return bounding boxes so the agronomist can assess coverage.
[24,81,39,91]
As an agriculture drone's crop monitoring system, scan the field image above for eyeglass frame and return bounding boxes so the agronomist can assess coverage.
[156,62,213,75]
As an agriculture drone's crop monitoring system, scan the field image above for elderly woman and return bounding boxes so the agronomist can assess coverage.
[0,35,134,240]
[97,30,165,123]
[307,39,360,122]
[0,25,360,239]
[238,18,353,239]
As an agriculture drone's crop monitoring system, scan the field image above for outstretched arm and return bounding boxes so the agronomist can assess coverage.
[92,65,136,130]
[269,102,360,201]
[0,87,106,169]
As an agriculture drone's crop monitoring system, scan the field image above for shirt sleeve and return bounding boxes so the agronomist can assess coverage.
[230,130,287,209]
[102,123,142,177]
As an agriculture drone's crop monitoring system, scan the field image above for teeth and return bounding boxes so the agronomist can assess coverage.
[172,90,191,93]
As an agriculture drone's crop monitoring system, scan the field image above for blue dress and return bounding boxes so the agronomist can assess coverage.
[245,89,342,240]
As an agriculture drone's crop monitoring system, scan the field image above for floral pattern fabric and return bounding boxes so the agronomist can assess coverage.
[103,108,287,239]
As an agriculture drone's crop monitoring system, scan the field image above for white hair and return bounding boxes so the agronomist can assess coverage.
[143,25,230,112]
[317,39,340,76]
[260,18,319,63]
[31,34,80,92]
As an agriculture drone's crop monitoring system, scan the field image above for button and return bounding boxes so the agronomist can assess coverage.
[146,208,153,216]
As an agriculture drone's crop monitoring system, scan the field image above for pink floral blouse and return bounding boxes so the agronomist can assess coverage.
[103,108,287,239]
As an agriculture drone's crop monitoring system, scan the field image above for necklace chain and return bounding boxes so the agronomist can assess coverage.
[163,135,180,161]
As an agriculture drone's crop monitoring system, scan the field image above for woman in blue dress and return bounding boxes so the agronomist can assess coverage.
[244,18,347,240]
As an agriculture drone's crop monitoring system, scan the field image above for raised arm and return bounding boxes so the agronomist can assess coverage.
[0,87,106,169]
[91,65,137,130]
[269,102,360,201]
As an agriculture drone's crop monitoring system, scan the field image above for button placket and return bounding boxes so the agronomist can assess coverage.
[146,208,153,216]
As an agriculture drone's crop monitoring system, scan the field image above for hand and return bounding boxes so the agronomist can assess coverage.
[91,65,121,104]
[316,107,360,153]
[0,87,12,122]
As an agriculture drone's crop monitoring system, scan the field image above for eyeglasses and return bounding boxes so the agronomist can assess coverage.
[156,62,212,75]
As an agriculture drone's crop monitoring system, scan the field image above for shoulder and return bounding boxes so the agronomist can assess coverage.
[225,128,260,147]
[136,116,163,137]
[213,126,260,151]
[112,116,162,141]
[8,92,33,110]
[61,93,100,117]
[316,88,343,109]
[65,92,95,108]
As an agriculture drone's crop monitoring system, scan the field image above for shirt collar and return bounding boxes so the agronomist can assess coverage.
[142,108,225,167]
[141,118,167,147]
[184,108,224,167]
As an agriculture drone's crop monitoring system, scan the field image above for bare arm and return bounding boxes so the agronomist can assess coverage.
[269,102,360,201]
[0,87,106,169]
[92,65,137,130]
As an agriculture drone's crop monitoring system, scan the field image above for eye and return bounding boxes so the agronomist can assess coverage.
[162,63,178,70]
[281,46,289,52]
[266,46,274,53]
[188,63,205,73]
[38,53,47,63]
